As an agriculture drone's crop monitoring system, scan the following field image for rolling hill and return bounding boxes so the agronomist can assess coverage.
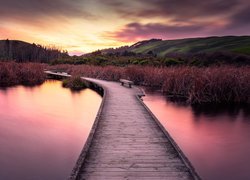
[100,36,250,57]
[129,36,250,56]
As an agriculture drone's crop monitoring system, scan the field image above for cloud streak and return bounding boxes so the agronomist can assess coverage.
[1,0,250,53]
[0,0,94,20]
[103,0,250,42]
[104,0,245,19]
[106,22,207,42]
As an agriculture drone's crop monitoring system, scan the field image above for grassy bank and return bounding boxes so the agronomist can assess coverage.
[0,62,46,87]
[49,65,250,105]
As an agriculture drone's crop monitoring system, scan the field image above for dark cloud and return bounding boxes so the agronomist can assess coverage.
[103,0,243,19]
[136,0,240,19]
[0,0,93,20]
[100,0,250,30]
[103,0,250,41]
[107,22,206,42]
[230,5,250,26]
[1,0,250,43]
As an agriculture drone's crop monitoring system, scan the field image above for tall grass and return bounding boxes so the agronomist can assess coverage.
[49,64,250,105]
[0,62,46,87]
[2,62,248,104]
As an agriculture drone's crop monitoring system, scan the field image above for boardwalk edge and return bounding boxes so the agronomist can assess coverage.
[69,79,107,180]
[45,70,201,180]
[135,87,202,180]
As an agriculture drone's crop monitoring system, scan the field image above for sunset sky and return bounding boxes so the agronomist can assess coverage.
[0,0,250,55]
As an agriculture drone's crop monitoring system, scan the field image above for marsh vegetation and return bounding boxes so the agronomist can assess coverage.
[49,64,250,105]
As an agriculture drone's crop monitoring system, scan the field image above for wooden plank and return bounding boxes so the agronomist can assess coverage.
[44,71,200,180]
[79,171,192,178]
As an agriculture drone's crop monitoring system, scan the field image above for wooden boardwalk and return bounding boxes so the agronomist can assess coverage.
[45,71,200,180]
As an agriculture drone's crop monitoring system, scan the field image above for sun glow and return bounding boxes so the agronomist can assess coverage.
[0,0,249,54]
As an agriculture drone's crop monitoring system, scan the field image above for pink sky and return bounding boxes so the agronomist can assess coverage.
[1,0,249,54]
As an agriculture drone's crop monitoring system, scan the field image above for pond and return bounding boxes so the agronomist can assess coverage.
[143,90,250,180]
[0,80,102,180]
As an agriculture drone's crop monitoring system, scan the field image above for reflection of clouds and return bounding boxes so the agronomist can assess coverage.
[0,80,102,179]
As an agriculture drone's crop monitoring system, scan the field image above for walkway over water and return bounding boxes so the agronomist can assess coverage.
[45,71,200,180]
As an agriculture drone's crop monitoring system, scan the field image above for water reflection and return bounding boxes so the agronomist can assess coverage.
[0,80,102,180]
[191,104,250,120]
[142,89,250,180]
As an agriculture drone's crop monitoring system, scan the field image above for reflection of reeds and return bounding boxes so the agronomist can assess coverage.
[0,62,46,87]
[50,65,250,104]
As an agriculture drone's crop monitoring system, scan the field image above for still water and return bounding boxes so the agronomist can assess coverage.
[0,80,102,180]
[143,90,250,180]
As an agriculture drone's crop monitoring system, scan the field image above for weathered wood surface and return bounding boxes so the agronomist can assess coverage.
[44,71,200,180]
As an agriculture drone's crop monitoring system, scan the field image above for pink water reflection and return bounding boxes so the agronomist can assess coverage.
[143,90,250,180]
[0,80,102,180]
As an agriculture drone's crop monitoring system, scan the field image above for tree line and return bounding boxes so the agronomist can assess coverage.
[0,39,68,63]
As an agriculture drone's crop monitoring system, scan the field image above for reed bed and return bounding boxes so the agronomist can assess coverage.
[49,64,250,105]
[0,62,46,87]
[2,62,248,104]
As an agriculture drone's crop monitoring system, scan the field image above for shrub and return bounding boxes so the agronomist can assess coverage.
[62,76,87,91]
[0,62,46,87]
[162,58,183,66]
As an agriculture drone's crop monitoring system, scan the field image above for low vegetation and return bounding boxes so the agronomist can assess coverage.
[0,62,46,87]
[49,65,250,105]
[50,50,250,67]
[62,76,87,91]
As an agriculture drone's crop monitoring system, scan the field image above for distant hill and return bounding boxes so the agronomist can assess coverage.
[0,40,68,63]
[100,36,250,57]
[130,36,250,56]
[87,36,249,66]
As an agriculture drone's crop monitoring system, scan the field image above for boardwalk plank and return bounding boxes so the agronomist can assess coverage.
[44,72,200,180]
[76,78,199,180]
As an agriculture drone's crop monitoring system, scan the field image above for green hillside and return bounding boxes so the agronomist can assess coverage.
[130,36,250,56]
